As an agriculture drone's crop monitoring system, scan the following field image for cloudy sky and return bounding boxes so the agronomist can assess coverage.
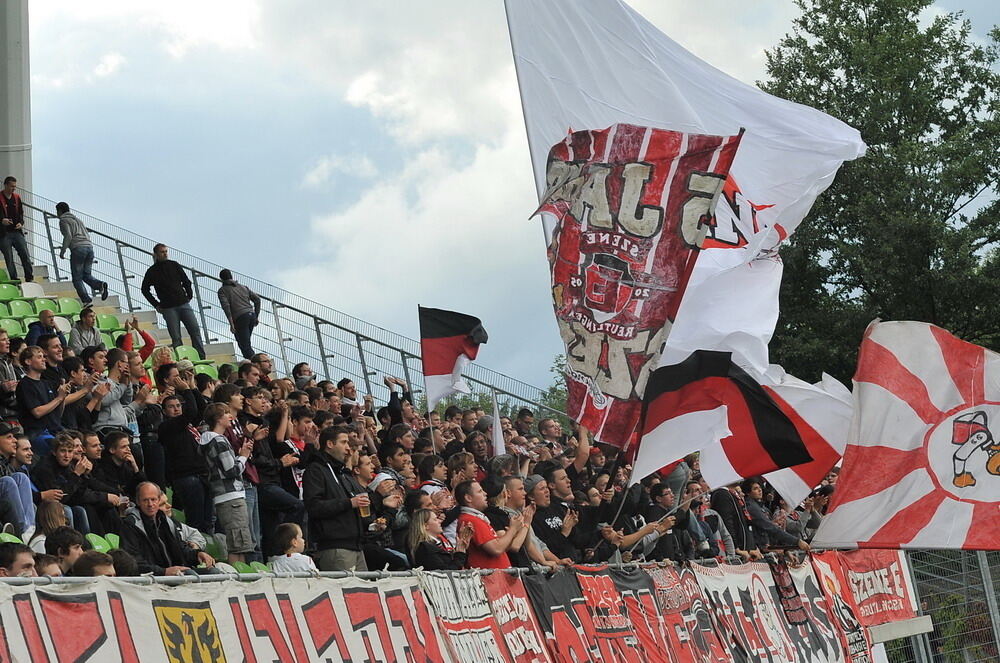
[26,1,998,389]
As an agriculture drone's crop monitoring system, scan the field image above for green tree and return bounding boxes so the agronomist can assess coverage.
[761,0,1000,382]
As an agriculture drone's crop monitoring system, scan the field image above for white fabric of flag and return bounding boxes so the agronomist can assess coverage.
[507,0,864,497]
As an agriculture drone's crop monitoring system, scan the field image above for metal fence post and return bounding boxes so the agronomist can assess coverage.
[41,212,61,281]
[355,335,373,396]
[399,349,414,396]
[314,319,332,380]
[272,301,291,377]
[190,270,212,343]
[977,550,1000,656]
[114,241,134,311]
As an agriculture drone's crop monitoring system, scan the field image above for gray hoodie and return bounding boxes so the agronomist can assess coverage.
[217,278,261,323]
[58,211,92,251]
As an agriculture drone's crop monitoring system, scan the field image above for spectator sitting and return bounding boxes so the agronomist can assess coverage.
[0,541,36,577]
[25,311,67,349]
[0,421,37,539]
[218,269,261,360]
[93,430,145,499]
[455,479,522,569]
[45,525,85,574]
[159,492,206,551]
[291,362,315,390]
[16,345,71,448]
[268,523,318,574]
[408,509,471,571]
[56,201,108,304]
[27,499,67,553]
[108,549,138,577]
[34,553,61,576]
[250,353,273,385]
[70,550,115,577]
[93,349,146,435]
[0,330,20,425]
[120,481,215,576]
[61,356,108,432]
[68,307,103,356]
[141,243,205,359]
[237,362,262,387]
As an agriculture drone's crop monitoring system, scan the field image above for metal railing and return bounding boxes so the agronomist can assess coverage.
[15,189,563,415]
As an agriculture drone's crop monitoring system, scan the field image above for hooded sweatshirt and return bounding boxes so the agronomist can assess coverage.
[217,278,261,322]
[197,430,247,505]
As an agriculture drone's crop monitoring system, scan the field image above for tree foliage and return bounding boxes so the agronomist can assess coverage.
[761,0,1000,382]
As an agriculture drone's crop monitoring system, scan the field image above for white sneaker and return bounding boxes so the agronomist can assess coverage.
[20,526,34,542]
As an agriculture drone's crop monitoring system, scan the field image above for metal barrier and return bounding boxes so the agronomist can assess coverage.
[14,189,564,415]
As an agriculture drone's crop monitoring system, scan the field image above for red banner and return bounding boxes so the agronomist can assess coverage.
[481,572,552,663]
[813,550,918,627]
[541,123,742,447]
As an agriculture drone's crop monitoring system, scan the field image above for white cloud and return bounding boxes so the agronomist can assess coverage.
[92,52,125,79]
[301,154,378,190]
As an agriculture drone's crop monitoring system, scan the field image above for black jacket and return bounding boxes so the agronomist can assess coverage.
[92,456,145,499]
[746,497,800,550]
[302,451,364,552]
[160,389,208,482]
[710,488,755,552]
[412,540,466,571]
[30,454,109,507]
[120,508,200,575]
[646,504,693,563]
[141,260,192,308]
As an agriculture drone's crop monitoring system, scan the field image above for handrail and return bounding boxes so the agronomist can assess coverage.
[18,192,565,416]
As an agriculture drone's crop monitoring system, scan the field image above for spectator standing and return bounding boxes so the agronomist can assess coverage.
[0,330,21,425]
[302,425,369,571]
[0,176,31,282]
[455,479,522,569]
[56,202,107,303]
[408,509,471,571]
[217,269,261,360]
[198,403,254,564]
[140,244,205,359]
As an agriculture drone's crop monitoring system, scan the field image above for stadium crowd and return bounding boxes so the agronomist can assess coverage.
[0,180,838,578]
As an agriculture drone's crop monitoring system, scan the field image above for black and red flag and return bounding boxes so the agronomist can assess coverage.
[638,350,813,484]
[418,306,488,410]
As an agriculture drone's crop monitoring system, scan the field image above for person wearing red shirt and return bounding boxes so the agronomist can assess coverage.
[455,479,523,569]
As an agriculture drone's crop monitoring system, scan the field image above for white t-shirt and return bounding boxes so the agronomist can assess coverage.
[268,553,318,574]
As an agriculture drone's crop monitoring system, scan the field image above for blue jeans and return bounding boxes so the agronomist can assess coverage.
[0,231,31,281]
[0,474,35,534]
[66,505,90,534]
[244,484,262,563]
[233,312,256,360]
[171,474,215,534]
[160,302,205,359]
[69,246,104,303]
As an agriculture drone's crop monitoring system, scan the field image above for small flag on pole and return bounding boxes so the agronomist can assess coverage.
[419,306,488,411]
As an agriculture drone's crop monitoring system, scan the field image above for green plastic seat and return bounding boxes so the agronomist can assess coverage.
[0,268,18,284]
[172,508,186,524]
[0,303,10,319]
[0,319,24,337]
[194,363,218,379]
[100,332,114,349]
[57,298,83,316]
[85,533,111,553]
[0,532,23,544]
[234,562,254,574]
[97,314,123,331]
[202,534,222,561]
[33,298,58,314]
[250,561,269,574]
[105,533,120,550]
[174,345,211,364]
[7,300,34,319]
[0,284,21,302]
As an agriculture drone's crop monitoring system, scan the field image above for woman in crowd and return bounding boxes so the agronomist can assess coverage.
[407,508,472,570]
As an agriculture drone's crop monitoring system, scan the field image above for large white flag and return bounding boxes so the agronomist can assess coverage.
[507,0,864,495]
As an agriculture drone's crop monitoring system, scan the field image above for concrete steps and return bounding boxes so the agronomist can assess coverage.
[27,264,238,366]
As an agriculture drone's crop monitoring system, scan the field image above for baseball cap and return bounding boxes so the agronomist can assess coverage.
[523,474,545,494]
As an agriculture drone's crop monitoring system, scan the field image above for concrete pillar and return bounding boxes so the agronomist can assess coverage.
[0,0,32,194]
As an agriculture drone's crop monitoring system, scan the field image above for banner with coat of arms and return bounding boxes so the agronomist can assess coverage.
[540,123,742,447]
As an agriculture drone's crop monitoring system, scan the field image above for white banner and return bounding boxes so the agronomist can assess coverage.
[0,576,451,662]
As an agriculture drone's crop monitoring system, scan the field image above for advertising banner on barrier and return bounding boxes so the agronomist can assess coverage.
[0,575,450,663]
[573,564,662,662]
[692,561,848,663]
[836,550,919,626]
[643,564,730,663]
[419,570,510,662]
[481,571,553,663]
[523,568,602,661]
[811,553,875,663]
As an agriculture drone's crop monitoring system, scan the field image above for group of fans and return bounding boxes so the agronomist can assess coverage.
[0,334,836,578]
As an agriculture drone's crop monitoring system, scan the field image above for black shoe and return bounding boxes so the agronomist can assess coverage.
[100,282,109,300]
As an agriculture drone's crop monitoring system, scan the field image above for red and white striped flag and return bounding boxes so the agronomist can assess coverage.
[813,321,1000,550]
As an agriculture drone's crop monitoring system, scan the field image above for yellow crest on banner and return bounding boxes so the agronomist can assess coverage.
[153,600,227,663]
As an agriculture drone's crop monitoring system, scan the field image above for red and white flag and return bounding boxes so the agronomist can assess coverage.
[418,307,488,411]
[813,320,1000,550]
